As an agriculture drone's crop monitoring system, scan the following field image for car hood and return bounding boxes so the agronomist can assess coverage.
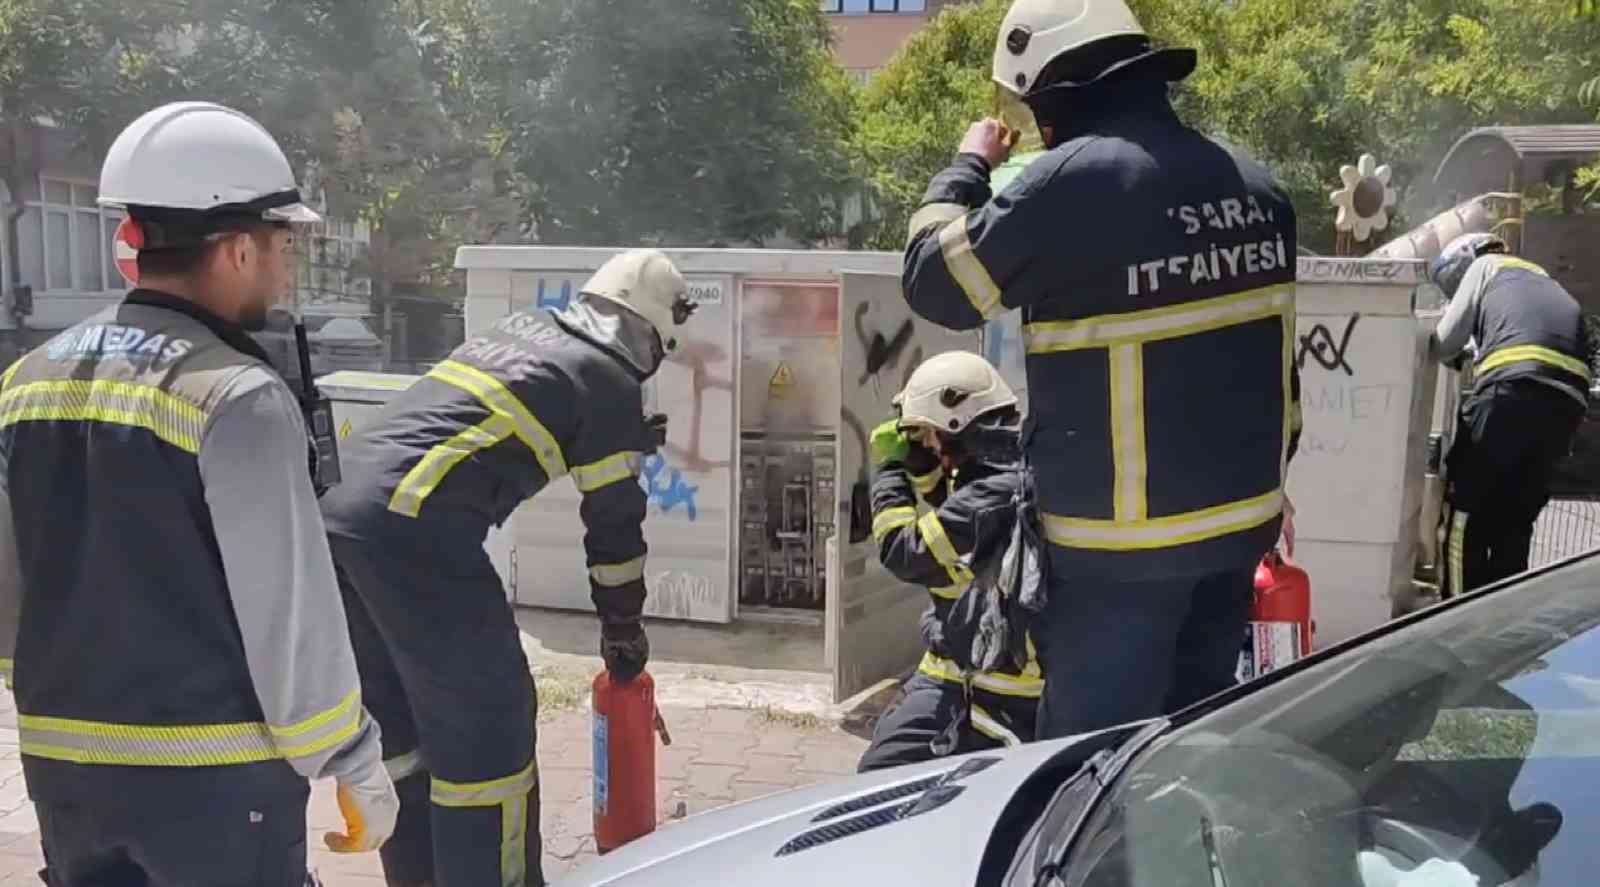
[555,737,1083,886]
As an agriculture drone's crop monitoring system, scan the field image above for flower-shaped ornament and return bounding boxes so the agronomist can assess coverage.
[1330,153,1398,242]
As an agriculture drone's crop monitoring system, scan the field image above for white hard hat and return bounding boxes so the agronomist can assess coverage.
[992,0,1148,96]
[98,101,321,223]
[581,250,695,351]
[894,351,1018,435]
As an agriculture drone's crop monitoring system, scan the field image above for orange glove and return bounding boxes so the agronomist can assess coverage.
[324,761,399,853]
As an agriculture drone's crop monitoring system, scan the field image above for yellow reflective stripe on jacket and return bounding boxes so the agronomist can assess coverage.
[430,759,538,807]
[1494,256,1548,277]
[590,556,645,588]
[1042,490,1283,552]
[572,451,643,493]
[936,218,1004,320]
[907,202,967,245]
[430,360,567,479]
[431,760,537,887]
[969,705,1023,747]
[917,652,1043,698]
[0,658,12,691]
[388,414,515,517]
[1477,345,1593,381]
[912,466,944,497]
[1022,284,1293,354]
[1108,343,1148,521]
[929,582,966,601]
[0,379,207,454]
[917,511,975,586]
[268,689,363,760]
[873,506,918,543]
[18,714,280,766]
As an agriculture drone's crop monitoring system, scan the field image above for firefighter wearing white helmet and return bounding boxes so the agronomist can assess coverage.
[318,248,697,886]
[856,351,1046,771]
[1430,233,1591,598]
[901,0,1304,741]
[0,101,397,886]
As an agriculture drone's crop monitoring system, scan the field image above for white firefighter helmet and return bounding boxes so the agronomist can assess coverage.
[580,249,695,351]
[992,0,1148,96]
[894,351,1018,435]
[99,102,321,223]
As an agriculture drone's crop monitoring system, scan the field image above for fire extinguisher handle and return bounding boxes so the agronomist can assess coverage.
[654,707,672,747]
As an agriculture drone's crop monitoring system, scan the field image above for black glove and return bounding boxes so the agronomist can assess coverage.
[644,413,668,456]
[601,622,650,683]
[904,439,940,478]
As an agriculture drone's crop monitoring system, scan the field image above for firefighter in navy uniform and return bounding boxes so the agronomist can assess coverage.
[857,352,1042,772]
[901,0,1303,740]
[0,102,397,887]
[318,249,696,887]
[1430,233,1591,597]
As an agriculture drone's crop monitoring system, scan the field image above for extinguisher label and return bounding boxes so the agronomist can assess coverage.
[593,712,609,817]
[1236,621,1304,682]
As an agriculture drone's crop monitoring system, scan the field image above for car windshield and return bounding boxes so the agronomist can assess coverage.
[1060,555,1600,887]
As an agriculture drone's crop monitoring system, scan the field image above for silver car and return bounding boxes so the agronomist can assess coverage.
[563,554,1599,886]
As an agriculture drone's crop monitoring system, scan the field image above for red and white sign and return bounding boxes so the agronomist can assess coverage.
[113,217,142,287]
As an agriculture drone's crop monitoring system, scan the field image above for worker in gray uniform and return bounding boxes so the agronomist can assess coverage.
[319,249,696,887]
[0,101,396,887]
[1430,232,1592,596]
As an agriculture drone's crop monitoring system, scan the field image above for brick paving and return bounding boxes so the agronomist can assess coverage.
[0,689,868,885]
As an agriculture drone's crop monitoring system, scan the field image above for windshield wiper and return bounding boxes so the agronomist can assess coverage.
[1032,718,1171,887]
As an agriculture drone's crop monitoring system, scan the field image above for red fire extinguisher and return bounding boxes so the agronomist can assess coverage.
[1238,551,1314,681]
[593,670,672,853]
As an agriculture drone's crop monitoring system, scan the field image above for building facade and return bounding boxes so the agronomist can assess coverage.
[0,122,374,368]
[823,0,953,82]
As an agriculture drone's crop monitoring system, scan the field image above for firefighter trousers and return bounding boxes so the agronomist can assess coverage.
[856,674,1037,773]
[1442,380,1585,599]
[1032,568,1255,740]
[37,790,310,886]
[332,531,543,887]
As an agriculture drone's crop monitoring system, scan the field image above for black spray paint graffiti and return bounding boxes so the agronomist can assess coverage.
[1297,314,1360,377]
[842,304,926,545]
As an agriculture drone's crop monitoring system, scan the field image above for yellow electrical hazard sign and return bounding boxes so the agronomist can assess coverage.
[339,419,353,440]
[769,363,795,395]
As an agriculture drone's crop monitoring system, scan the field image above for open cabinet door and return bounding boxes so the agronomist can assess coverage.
[829,271,982,702]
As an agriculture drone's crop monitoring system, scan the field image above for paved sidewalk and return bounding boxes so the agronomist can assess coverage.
[0,689,869,885]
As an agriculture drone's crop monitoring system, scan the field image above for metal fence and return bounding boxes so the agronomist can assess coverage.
[1530,498,1600,569]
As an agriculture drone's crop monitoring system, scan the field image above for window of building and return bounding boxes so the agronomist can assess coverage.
[17,177,126,295]
[870,0,925,10]
[820,0,843,11]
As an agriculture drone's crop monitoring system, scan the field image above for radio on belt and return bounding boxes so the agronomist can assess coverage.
[293,319,341,490]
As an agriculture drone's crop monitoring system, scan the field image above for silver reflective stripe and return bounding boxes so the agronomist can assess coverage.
[589,556,646,588]
[19,715,279,766]
[386,749,426,781]
[268,689,365,761]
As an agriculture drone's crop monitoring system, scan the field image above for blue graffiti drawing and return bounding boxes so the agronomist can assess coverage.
[984,318,1007,366]
[639,453,699,521]
[535,278,574,311]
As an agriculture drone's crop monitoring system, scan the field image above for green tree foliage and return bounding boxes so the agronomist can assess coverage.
[511,0,859,246]
[857,0,1600,253]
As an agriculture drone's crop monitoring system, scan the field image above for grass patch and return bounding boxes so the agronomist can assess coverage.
[755,706,826,731]
[1397,708,1537,761]
[536,668,591,714]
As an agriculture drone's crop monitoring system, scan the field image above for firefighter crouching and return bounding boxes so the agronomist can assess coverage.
[0,102,396,886]
[1429,233,1592,597]
[900,0,1303,740]
[857,352,1042,772]
[317,250,697,887]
